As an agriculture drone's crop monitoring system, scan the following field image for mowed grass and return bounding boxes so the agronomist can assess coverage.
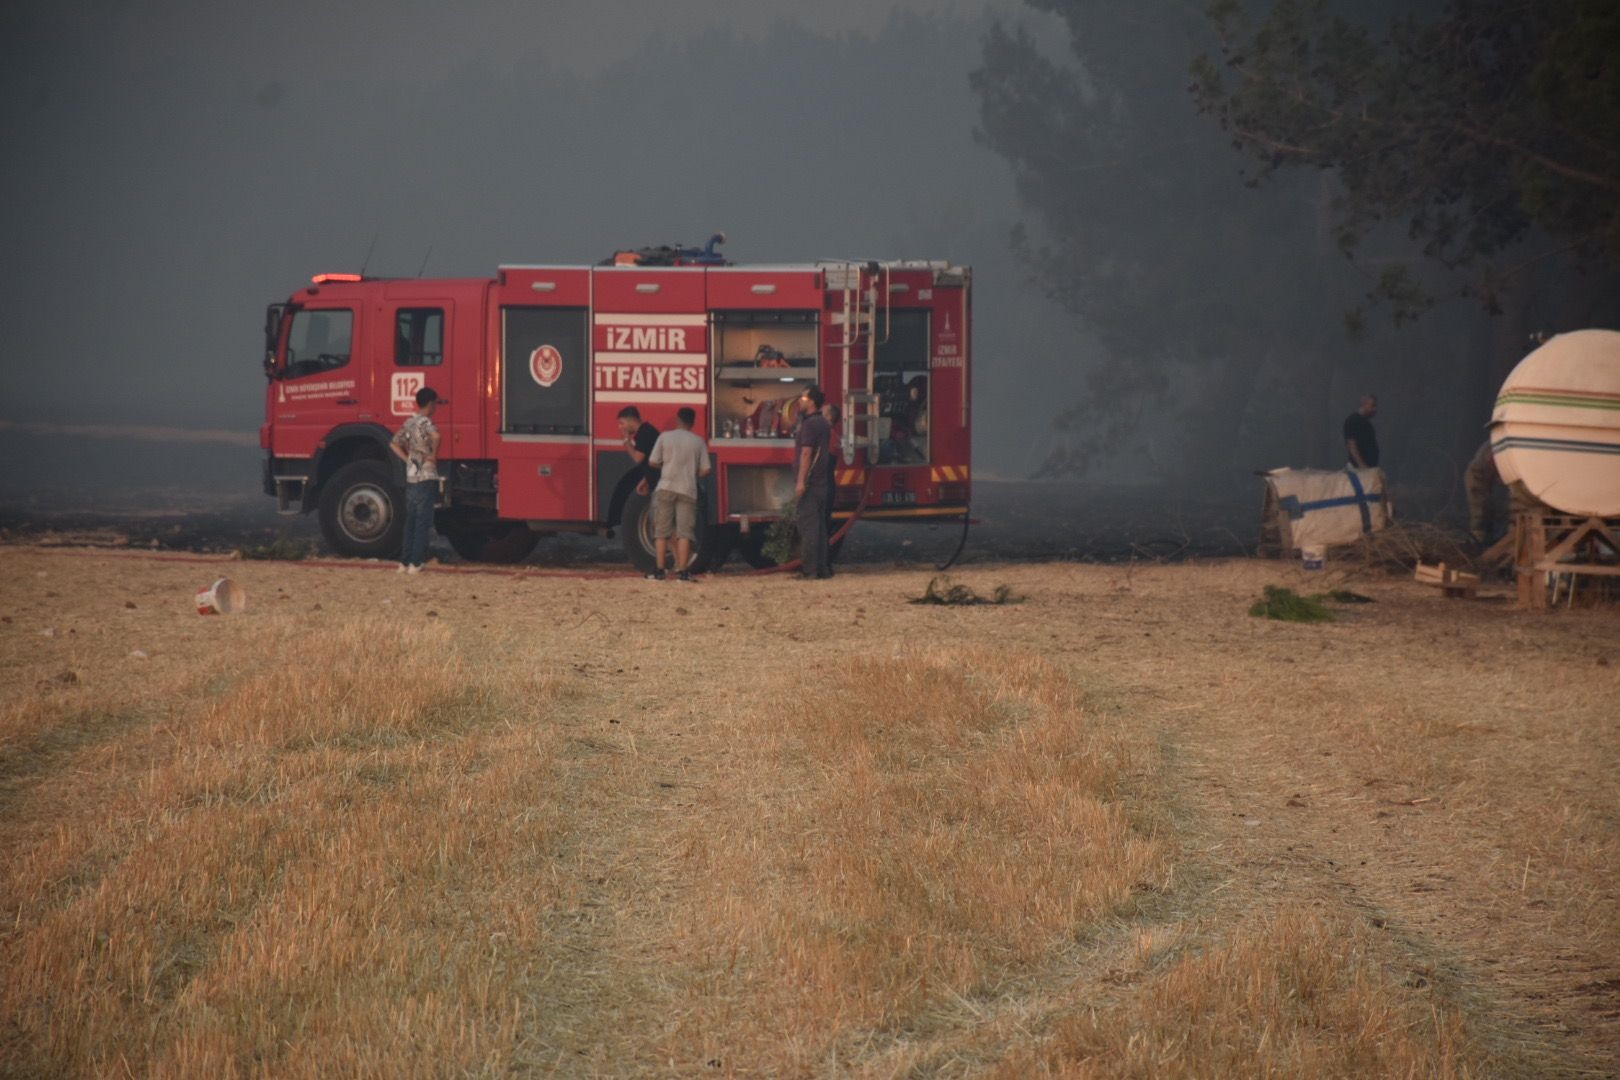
[655,650,1476,1076]
[992,909,1475,1078]
[1,605,1482,1075]
[1,620,567,1077]
[670,650,1170,1065]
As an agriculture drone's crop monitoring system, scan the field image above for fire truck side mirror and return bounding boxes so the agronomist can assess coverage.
[263,303,287,380]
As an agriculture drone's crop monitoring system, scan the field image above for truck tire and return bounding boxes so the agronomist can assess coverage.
[440,520,539,564]
[736,529,777,569]
[318,460,404,559]
[621,491,722,574]
[699,525,733,573]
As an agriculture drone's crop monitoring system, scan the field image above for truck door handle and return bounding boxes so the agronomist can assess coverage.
[337,398,358,406]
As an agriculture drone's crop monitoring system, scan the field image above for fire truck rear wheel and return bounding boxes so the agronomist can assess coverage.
[621,491,722,574]
[440,520,539,564]
[736,530,776,570]
[318,460,404,559]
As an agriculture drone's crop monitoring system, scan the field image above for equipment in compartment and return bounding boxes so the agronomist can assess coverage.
[873,309,931,464]
[712,310,819,439]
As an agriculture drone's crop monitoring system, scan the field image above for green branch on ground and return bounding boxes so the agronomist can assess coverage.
[911,575,1024,606]
[1249,584,1334,622]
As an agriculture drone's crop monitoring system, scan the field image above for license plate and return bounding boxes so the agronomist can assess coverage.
[883,490,917,505]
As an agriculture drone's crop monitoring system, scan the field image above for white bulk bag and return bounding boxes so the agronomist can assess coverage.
[1262,467,1392,550]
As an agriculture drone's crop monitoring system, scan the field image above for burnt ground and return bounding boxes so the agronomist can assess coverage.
[2,431,1470,567]
[0,480,1268,567]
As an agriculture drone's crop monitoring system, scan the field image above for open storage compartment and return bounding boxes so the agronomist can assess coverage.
[712,310,818,439]
[873,308,931,464]
[726,464,796,517]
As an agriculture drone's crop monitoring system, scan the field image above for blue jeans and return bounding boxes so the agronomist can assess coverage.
[402,481,436,566]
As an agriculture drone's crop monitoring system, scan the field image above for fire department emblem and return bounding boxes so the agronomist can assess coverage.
[529,344,563,388]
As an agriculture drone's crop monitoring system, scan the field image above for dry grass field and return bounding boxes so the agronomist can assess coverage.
[1,547,1616,1077]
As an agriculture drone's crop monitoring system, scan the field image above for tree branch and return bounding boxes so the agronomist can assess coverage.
[1446,122,1620,193]
[1229,127,1319,160]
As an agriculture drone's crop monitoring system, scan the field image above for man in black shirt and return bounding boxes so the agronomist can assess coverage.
[606,405,661,533]
[794,385,833,580]
[1343,395,1380,469]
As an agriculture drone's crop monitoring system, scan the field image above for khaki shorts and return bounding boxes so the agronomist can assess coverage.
[651,490,698,541]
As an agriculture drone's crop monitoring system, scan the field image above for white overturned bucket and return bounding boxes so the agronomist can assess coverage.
[1300,544,1325,571]
[195,578,246,615]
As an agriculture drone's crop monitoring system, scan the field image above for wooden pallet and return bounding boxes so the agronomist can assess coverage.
[1512,512,1620,609]
[1414,561,1480,598]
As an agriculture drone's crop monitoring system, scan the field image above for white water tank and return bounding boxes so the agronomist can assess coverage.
[1490,329,1620,517]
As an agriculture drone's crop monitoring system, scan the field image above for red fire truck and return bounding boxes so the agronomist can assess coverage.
[259,245,971,571]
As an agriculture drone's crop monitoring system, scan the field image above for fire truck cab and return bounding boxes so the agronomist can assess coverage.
[259,250,971,571]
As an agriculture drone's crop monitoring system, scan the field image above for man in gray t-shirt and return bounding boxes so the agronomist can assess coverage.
[646,407,711,581]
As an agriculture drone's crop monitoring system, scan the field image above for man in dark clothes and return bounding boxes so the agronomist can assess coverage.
[794,385,833,580]
[1343,394,1380,469]
[606,405,660,534]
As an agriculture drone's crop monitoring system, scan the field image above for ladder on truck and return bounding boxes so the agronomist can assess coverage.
[822,260,891,466]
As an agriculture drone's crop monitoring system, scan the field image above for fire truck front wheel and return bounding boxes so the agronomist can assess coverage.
[318,461,404,559]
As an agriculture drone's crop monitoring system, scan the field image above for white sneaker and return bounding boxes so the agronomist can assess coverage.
[406,565,421,575]
[397,563,409,573]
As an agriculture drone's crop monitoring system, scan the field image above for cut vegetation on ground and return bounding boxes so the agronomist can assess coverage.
[1,549,1615,1076]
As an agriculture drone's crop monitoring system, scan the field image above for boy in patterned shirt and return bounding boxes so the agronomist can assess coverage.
[390,387,444,573]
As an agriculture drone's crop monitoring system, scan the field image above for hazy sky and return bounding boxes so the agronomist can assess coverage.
[4,0,1502,490]
[16,1,988,79]
[2,0,1088,475]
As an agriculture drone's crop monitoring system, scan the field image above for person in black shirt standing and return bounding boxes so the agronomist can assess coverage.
[794,385,833,580]
[606,406,661,534]
[1343,394,1380,469]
